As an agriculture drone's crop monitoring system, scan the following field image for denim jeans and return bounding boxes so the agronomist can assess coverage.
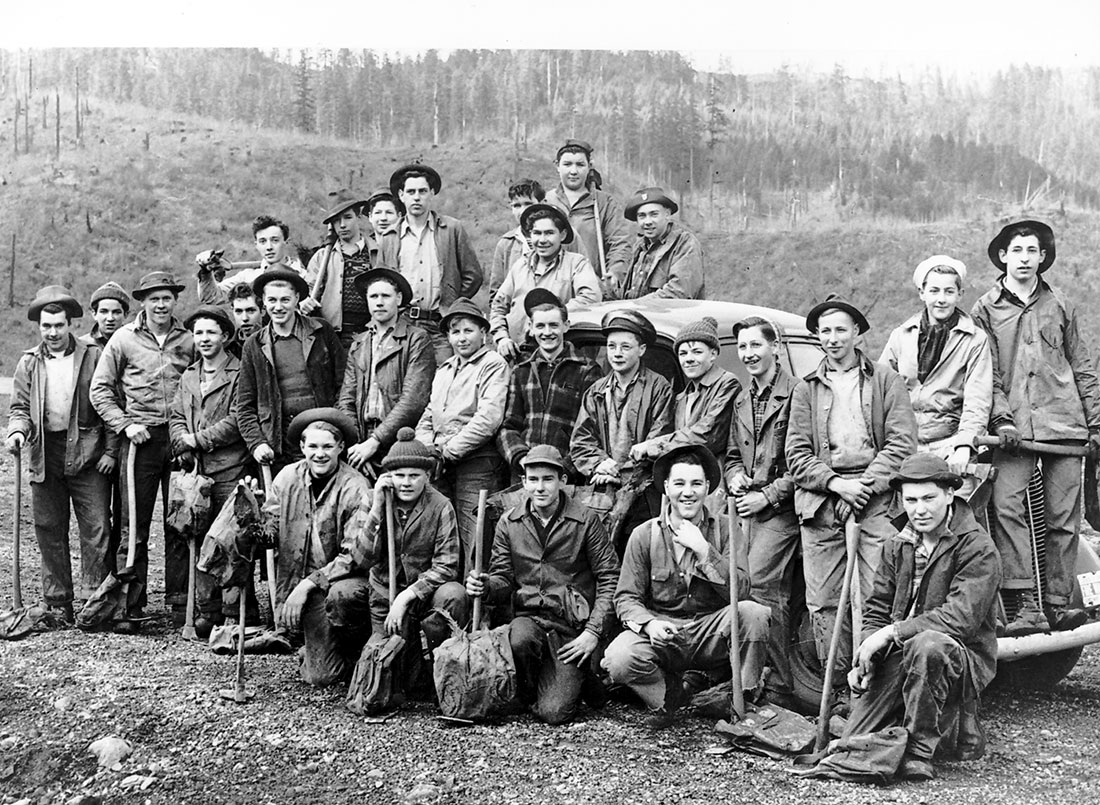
[745,508,801,694]
[435,446,505,575]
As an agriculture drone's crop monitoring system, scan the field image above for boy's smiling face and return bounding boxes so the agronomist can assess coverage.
[1000,234,1044,286]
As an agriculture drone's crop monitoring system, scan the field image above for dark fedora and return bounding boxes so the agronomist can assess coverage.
[365,187,406,216]
[624,187,679,222]
[28,285,83,322]
[389,164,442,197]
[353,268,413,308]
[889,453,963,492]
[520,203,574,244]
[253,264,310,300]
[523,287,567,317]
[601,309,657,347]
[322,189,368,225]
[555,139,594,161]
[805,294,870,335]
[440,297,490,332]
[653,444,722,494]
[987,219,1056,274]
[132,271,186,301]
[286,407,359,449]
[184,304,236,340]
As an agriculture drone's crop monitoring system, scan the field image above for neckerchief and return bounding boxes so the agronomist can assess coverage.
[916,309,959,382]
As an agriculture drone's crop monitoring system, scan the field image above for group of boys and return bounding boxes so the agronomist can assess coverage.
[6,132,1097,781]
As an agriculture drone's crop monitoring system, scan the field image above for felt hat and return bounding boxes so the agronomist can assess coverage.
[286,407,359,449]
[322,189,368,225]
[89,281,130,313]
[365,187,406,216]
[520,203,574,244]
[523,287,567,317]
[520,444,568,474]
[28,285,83,322]
[184,304,236,339]
[805,294,870,335]
[601,309,657,347]
[987,220,1056,273]
[653,444,722,494]
[889,453,963,492]
[381,427,436,472]
[624,187,679,222]
[440,297,489,332]
[673,316,720,352]
[913,255,967,289]
[253,264,309,300]
[389,164,442,197]
[555,139,594,161]
[132,271,185,301]
[353,268,413,308]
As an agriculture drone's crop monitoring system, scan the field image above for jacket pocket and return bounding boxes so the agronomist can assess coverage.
[1040,323,1064,354]
[650,567,678,607]
[564,585,591,628]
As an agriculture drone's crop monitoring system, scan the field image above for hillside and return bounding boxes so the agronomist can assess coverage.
[2,98,1100,372]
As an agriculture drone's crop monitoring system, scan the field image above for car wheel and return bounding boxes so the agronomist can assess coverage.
[994,646,1083,690]
[789,600,824,712]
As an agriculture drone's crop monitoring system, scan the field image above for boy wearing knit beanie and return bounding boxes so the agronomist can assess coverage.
[82,281,130,349]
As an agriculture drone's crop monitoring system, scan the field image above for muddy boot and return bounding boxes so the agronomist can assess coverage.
[1044,605,1088,632]
[1003,592,1049,637]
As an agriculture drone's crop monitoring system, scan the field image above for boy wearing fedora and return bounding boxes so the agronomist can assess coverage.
[265,408,373,685]
[490,203,602,361]
[845,454,1002,780]
[415,298,510,572]
[237,267,345,476]
[617,187,704,301]
[378,164,482,366]
[91,271,196,629]
[197,215,307,306]
[544,139,630,289]
[466,444,620,725]
[489,178,545,301]
[7,287,113,622]
[604,444,770,729]
[336,268,435,475]
[880,256,993,477]
[785,295,917,697]
[496,289,603,483]
[970,220,1100,634]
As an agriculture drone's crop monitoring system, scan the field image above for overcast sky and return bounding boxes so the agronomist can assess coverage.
[4,0,1099,79]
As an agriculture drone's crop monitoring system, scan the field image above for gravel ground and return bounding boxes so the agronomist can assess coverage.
[0,451,1098,805]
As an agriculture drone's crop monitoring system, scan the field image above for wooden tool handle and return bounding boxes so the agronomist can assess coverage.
[471,489,489,632]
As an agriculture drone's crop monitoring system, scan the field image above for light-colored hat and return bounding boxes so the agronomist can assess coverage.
[913,255,967,289]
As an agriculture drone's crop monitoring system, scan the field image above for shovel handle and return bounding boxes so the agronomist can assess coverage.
[726,497,746,720]
[815,515,860,752]
[975,435,1088,456]
[12,448,22,610]
[471,490,488,632]
[385,488,398,605]
[124,441,139,570]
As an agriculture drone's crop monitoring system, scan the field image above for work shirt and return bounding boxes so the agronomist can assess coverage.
[398,216,443,311]
[490,227,531,300]
[43,351,76,432]
[415,346,510,461]
[824,364,876,471]
[490,250,602,344]
[544,184,631,282]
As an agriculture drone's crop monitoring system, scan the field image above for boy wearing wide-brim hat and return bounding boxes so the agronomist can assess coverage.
[7,286,113,623]
[616,186,705,301]
[785,294,917,702]
[489,178,545,302]
[90,271,195,631]
[970,220,1100,635]
[490,202,602,359]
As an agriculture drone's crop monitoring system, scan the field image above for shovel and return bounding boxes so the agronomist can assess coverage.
[261,465,278,627]
[726,497,746,721]
[218,570,254,704]
[12,446,23,610]
[814,516,860,752]
[181,538,199,641]
[471,490,488,631]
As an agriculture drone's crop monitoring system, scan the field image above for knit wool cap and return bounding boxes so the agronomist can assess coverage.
[90,281,131,313]
[381,427,436,472]
[674,316,720,352]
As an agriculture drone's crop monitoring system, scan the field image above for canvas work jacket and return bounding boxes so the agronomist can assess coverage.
[169,355,249,481]
[632,364,739,463]
[618,221,705,300]
[377,212,483,309]
[614,508,752,627]
[864,502,1002,693]
[724,366,798,516]
[785,352,917,522]
[490,250,602,344]
[971,280,1100,441]
[879,312,993,449]
[8,338,110,483]
[91,312,195,432]
[336,316,435,449]
[235,314,345,456]
[305,238,381,330]
[415,346,510,461]
[544,185,631,283]
[485,493,621,637]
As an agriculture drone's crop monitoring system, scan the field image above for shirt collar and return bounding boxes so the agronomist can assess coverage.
[686,364,724,392]
[399,211,437,237]
[41,335,77,358]
[642,221,675,248]
[611,366,643,392]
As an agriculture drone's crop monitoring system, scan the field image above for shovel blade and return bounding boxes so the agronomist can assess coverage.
[219,687,254,703]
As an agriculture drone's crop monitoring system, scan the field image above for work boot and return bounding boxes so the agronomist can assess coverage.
[1003,598,1049,637]
[645,677,690,730]
[44,603,75,625]
[1044,605,1088,632]
[897,753,935,781]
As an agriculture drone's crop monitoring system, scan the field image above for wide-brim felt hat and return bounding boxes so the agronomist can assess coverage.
[389,164,442,197]
[253,264,310,300]
[365,187,406,216]
[322,189,368,224]
[520,444,568,474]
[132,271,186,301]
[28,285,83,321]
[653,444,722,494]
[440,297,489,332]
[184,304,236,339]
[286,407,359,449]
[601,309,657,347]
[889,453,963,491]
[624,187,679,222]
[987,219,1056,273]
[805,294,870,335]
[520,203,574,244]
[353,268,413,308]
[523,287,567,317]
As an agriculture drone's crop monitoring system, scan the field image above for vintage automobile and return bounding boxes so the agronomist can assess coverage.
[565,296,1100,709]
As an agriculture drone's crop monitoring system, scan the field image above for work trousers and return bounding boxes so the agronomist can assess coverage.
[509,616,600,725]
[990,448,1081,606]
[843,630,969,761]
[299,577,374,686]
[603,602,770,710]
[800,492,893,673]
[435,447,506,575]
[746,507,801,694]
[31,432,111,605]
[417,317,453,368]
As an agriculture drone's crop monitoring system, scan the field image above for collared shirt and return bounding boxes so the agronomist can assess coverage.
[750,377,773,439]
[823,362,875,471]
[43,348,76,432]
[607,367,645,463]
[399,214,442,311]
[364,321,396,423]
[632,224,674,291]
